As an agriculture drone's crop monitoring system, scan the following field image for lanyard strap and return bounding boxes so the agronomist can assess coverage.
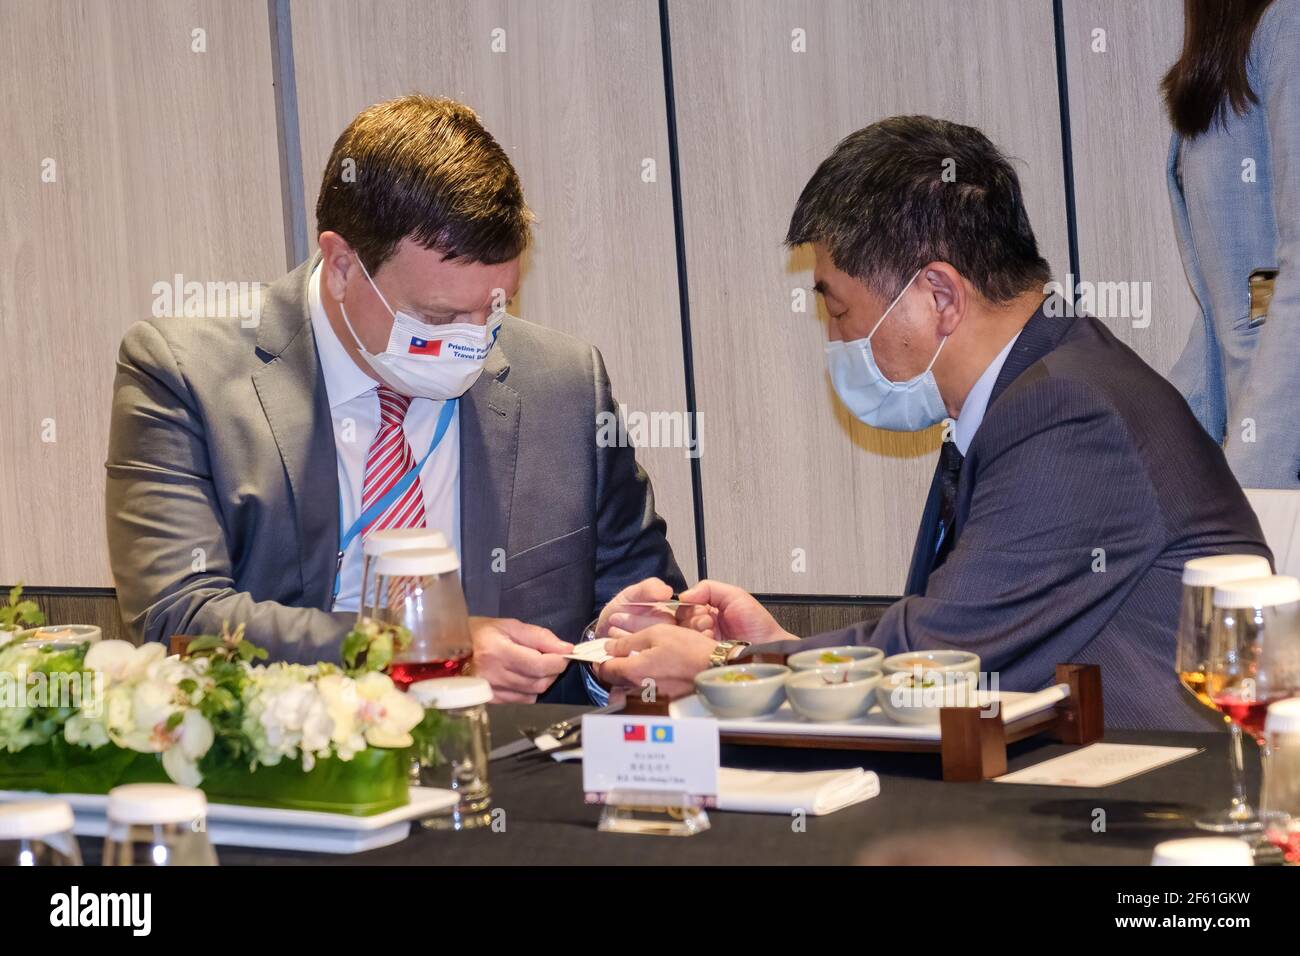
[332,397,457,601]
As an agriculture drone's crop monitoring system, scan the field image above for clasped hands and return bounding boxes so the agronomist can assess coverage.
[590,577,797,699]
[465,577,794,703]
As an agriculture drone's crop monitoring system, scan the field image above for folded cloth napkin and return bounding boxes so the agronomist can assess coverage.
[716,767,879,816]
[552,749,878,816]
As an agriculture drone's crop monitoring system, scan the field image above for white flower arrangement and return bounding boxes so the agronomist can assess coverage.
[1,633,424,789]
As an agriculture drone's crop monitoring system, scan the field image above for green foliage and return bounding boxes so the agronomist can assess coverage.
[341,617,412,676]
[0,583,45,632]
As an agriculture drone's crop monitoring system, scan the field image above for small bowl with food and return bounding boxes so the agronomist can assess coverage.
[877,668,984,725]
[787,645,884,677]
[784,667,882,722]
[881,649,980,680]
[694,663,791,719]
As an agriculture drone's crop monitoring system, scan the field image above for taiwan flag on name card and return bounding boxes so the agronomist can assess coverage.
[408,337,442,356]
[623,724,646,742]
[651,725,673,744]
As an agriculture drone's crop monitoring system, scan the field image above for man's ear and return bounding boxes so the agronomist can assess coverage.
[922,262,967,337]
[317,231,356,302]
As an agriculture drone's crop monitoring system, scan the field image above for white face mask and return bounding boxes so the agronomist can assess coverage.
[337,254,502,401]
[824,268,947,431]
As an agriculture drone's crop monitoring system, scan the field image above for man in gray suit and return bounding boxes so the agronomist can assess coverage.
[106,94,682,704]
[595,116,1271,730]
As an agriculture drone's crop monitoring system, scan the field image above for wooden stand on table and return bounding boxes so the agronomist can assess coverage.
[622,662,1104,783]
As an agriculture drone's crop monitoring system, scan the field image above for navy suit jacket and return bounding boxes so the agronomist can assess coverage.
[769,299,1272,730]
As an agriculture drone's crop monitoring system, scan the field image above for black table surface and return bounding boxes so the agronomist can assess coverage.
[83,703,1256,866]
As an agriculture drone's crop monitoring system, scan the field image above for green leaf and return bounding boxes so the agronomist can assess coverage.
[165,711,184,731]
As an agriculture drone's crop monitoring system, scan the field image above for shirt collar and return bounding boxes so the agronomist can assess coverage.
[308,262,378,410]
[953,330,1021,456]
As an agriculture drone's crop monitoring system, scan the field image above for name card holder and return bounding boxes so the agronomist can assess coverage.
[583,703,718,837]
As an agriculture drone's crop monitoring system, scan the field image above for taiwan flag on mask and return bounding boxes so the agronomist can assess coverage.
[409,337,442,356]
[623,724,646,742]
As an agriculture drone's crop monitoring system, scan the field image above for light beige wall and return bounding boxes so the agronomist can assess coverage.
[1062,0,1194,376]
[3,0,1200,599]
[289,0,698,578]
[0,0,287,587]
[667,0,1070,595]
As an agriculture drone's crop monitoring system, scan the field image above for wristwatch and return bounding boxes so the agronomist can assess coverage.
[708,639,751,668]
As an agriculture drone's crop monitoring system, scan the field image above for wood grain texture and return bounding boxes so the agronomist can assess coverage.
[1061,0,1195,375]
[0,0,288,586]
[289,0,698,578]
[667,0,1070,594]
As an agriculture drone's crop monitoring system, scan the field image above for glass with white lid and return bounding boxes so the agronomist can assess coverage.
[408,676,493,830]
[357,528,449,620]
[0,799,81,866]
[362,547,472,689]
[1260,697,1300,864]
[1175,554,1273,832]
[102,784,217,866]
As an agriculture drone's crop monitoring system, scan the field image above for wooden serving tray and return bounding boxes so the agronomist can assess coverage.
[624,662,1103,782]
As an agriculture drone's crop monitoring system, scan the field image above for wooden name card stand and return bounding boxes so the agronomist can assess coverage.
[622,662,1104,783]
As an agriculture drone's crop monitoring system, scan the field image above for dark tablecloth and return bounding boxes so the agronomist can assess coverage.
[82,703,1254,866]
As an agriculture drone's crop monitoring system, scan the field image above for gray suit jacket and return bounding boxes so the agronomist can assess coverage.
[1166,0,1300,487]
[105,256,684,703]
[762,301,1272,731]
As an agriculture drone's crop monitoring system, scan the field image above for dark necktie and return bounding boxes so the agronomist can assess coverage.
[932,439,964,572]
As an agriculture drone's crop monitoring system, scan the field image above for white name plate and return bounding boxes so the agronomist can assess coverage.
[581,714,719,806]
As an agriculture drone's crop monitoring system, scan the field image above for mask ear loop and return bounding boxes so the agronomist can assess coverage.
[353,253,398,319]
[865,267,924,342]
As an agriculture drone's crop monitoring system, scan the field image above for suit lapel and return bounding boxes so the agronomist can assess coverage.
[904,458,944,596]
[251,255,340,609]
[458,343,519,617]
[906,296,1073,594]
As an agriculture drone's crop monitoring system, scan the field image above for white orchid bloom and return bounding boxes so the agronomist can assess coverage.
[84,640,165,685]
[355,672,423,749]
[161,709,214,787]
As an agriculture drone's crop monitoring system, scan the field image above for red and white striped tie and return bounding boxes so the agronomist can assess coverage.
[360,385,428,538]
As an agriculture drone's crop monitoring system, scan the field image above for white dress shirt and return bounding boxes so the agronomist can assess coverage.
[307,264,461,611]
[952,331,1021,455]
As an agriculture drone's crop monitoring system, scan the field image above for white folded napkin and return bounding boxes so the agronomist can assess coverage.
[716,767,879,816]
[551,748,878,816]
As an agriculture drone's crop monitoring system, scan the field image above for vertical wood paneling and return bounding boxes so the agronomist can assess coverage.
[0,0,287,586]
[668,0,1069,594]
[1062,0,1195,375]
[290,0,698,577]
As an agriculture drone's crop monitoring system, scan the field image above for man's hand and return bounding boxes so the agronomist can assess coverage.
[468,616,573,703]
[678,580,792,644]
[595,623,718,699]
[595,577,699,637]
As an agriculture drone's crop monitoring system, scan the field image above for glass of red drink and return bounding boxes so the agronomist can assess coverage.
[1205,575,1300,833]
[362,547,473,690]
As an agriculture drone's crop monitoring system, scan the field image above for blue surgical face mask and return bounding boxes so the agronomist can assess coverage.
[823,269,947,431]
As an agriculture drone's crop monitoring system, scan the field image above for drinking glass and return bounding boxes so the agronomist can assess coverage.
[358,527,449,619]
[1204,575,1300,833]
[362,547,472,689]
[1175,554,1271,831]
[102,784,217,866]
[0,800,81,866]
[1260,697,1300,864]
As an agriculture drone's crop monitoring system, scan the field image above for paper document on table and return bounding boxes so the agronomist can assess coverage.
[994,743,1201,787]
[564,637,612,664]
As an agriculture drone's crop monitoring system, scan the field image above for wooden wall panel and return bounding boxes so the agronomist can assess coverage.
[290,0,698,577]
[1062,0,1195,375]
[668,0,1070,594]
[0,0,288,586]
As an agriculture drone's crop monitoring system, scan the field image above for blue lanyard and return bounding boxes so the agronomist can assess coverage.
[332,397,458,602]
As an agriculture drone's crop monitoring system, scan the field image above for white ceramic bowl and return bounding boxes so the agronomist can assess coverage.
[784,668,882,722]
[877,669,983,725]
[694,663,790,718]
[13,624,102,648]
[787,645,884,673]
[881,649,980,677]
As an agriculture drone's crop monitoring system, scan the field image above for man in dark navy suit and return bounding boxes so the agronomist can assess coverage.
[594,116,1271,731]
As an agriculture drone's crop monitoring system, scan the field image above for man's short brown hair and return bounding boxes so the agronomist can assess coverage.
[315,94,533,271]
